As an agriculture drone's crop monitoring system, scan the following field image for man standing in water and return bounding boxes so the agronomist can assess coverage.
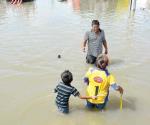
[82,20,108,64]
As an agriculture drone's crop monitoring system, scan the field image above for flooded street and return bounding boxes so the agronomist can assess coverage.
[0,0,150,125]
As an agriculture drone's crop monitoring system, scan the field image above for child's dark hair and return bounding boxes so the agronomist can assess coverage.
[96,54,108,69]
[96,59,105,69]
[92,20,100,26]
[61,70,73,85]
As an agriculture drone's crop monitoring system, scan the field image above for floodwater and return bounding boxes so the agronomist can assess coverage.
[0,0,150,125]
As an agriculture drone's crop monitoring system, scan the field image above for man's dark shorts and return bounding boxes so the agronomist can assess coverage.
[86,55,96,64]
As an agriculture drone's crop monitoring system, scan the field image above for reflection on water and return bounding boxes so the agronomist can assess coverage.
[67,0,129,12]
[0,0,150,125]
[138,0,150,9]
[7,2,36,19]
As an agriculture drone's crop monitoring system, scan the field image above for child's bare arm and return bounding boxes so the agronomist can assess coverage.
[78,95,95,99]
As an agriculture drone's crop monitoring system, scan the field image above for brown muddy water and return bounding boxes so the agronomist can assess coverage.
[0,0,150,125]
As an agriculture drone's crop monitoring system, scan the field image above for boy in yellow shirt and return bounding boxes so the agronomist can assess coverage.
[84,54,123,110]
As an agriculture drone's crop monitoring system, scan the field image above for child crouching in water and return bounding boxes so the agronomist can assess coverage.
[84,54,123,111]
[54,70,94,114]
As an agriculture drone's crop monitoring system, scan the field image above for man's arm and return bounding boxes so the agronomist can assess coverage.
[82,31,89,52]
[82,39,87,52]
[103,40,108,54]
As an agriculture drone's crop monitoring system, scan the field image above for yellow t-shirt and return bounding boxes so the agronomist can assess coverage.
[85,67,116,104]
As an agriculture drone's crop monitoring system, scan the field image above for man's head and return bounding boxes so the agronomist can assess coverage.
[96,54,109,69]
[61,70,73,85]
[91,20,100,33]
